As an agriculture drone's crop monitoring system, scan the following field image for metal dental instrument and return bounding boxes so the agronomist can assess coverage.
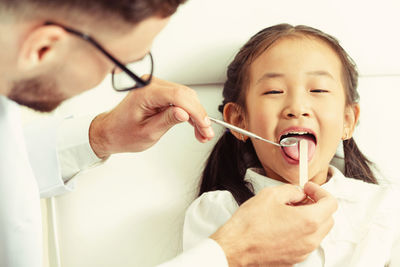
[208,117,298,147]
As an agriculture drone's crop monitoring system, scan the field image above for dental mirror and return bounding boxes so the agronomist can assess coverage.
[208,117,298,147]
[279,136,299,147]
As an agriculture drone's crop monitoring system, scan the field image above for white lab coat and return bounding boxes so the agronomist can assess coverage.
[0,96,228,267]
[0,96,43,266]
[0,96,101,267]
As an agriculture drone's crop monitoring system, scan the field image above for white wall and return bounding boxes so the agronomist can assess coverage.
[355,76,400,184]
[151,0,400,84]
[33,0,400,266]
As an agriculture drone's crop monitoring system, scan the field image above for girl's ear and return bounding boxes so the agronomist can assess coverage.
[223,102,248,142]
[17,25,68,72]
[342,103,360,140]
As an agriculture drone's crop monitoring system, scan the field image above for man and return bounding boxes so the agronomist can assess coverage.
[0,1,337,266]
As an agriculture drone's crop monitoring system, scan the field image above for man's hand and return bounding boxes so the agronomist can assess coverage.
[88,76,215,158]
[210,182,338,267]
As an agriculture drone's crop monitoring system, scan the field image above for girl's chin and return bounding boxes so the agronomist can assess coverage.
[264,170,299,184]
[282,180,303,186]
[264,164,329,186]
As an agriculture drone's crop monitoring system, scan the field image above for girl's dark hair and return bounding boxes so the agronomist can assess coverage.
[200,23,377,205]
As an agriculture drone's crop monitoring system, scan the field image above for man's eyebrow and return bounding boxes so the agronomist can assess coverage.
[306,70,334,79]
[256,72,285,84]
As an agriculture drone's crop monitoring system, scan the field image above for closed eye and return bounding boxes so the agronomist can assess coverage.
[310,89,329,93]
[263,90,283,95]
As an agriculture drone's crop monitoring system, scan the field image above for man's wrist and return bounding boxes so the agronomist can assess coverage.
[210,226,247,267]
[89,113,111,159]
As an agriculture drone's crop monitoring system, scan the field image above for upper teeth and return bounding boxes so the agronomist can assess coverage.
[286,131,310,135]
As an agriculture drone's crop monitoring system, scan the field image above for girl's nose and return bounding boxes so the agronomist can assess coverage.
[282,100,311,119]
[285,110,310,118]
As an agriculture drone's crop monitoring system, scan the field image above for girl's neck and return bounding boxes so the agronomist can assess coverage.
[264,166,332,186]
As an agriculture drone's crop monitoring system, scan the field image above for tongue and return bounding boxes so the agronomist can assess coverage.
[282,136,315,161]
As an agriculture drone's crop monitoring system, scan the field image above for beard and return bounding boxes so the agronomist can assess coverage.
[8,76,67,112]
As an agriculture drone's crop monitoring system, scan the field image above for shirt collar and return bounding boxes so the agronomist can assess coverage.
[244,165,359,202]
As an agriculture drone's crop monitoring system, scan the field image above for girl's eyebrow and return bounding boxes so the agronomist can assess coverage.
[306,70,334,80]
[256,70,334,84]
[256,73,284,84]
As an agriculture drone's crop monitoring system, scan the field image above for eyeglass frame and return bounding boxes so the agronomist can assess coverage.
[44,21,154,92]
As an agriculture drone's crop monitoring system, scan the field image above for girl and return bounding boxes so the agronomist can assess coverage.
[183,24,400,266]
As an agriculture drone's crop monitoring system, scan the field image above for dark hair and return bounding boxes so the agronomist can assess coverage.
[200,24,377,205]
[0,0,186,24]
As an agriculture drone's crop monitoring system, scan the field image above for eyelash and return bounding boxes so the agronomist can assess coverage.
[310,89,329,93]
[263,89,329,95]
[263,90,283,95]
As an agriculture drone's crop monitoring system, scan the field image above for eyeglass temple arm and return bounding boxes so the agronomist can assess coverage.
[44,21,148,86]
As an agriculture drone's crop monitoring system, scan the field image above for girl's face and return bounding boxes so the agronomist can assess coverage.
[225,36,359,185]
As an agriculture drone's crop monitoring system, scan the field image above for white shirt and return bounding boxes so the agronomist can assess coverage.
[0,96,228,267]
[183,166,400,267]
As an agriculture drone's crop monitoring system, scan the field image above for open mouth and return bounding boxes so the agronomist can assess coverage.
[280,131,317,144]
[279,131,317,162]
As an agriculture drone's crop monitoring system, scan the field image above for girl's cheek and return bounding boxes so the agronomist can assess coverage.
[249,113,271,133]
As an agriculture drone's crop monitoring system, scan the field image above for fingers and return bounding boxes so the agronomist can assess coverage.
[173,107,190,123]
[143,77,215,141]
[261,184,306,205]
[304,181,329,202]
[298,213,334,256]
[299,182,338,221]
[304,182,338,212]
[171,90,215,141]
[315,215,335,240]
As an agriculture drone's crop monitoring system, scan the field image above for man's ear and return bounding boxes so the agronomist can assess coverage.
[343,103,360,140]
[223,102,248,142]
[17,25,67,72]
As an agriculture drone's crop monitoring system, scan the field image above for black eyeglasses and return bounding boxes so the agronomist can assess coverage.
[45,22,153,92]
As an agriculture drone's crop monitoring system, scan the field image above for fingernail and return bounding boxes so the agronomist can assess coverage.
[204,117,211,126]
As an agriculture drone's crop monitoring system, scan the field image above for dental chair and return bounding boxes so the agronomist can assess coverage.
[36,0,400,266]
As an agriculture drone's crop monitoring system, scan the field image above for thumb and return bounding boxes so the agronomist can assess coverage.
[304,182,330,202]
[149,106,189,134]
[269,184,306,204]
[166,106,190,126]
[304,181,338,213]
[302,181,338,219]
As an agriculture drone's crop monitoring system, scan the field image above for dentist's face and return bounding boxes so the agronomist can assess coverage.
[8,16,169,112]
[242,37,355,185]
